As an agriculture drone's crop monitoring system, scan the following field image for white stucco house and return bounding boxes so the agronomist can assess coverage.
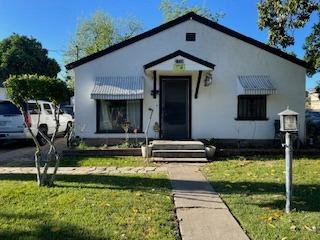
[66,12,307,145]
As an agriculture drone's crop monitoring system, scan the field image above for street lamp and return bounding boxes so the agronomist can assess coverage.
[278,107,299,213]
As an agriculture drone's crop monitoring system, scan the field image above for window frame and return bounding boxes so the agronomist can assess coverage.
[43,103,53,115]
[96,99,143,134]
[236,95,268,121]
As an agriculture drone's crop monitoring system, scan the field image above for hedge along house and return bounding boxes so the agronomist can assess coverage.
[66,12,307,146]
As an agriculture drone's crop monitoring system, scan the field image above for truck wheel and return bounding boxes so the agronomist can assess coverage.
[36,126,48,146]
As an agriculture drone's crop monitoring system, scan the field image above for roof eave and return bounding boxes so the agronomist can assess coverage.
[65,12,308,70]
[143,50,216,70]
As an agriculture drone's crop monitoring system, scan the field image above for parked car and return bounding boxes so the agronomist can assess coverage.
[61,105,74,118]
[0,100,73,145]
[306,110,320,145]
[306,111,320,125]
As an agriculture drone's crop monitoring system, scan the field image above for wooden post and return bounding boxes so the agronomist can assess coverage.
[153,70,157,99]
[285,132,293,213]
[194,70,202,99]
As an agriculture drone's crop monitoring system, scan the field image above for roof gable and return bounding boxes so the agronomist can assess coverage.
[66,12,308,70]
[144,50,215,70]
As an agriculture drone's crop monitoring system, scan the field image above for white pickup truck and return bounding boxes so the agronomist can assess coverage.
[0,100,73,145]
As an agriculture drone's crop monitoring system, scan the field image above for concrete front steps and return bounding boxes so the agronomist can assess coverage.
[150,140,208,162]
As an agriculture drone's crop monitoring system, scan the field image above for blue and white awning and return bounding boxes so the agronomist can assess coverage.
[91,76,144,100]
[237,75,277,95]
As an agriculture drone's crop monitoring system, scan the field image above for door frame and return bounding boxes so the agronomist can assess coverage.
[159,75,192,139]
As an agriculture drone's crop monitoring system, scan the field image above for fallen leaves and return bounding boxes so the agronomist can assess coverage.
[304,225,317,232]
[50,226,61,232]
[268,223,276,228]
[290,225,297,231]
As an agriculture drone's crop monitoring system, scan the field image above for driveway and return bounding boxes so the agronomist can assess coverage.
[0,138,67,167]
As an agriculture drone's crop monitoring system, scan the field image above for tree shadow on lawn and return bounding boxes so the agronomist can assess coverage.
[208,180,320,212]
[0,173,171,192]
[0,211,106,240]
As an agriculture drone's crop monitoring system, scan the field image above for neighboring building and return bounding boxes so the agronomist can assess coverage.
[0,87,6,100]
[66,12,307,144]
[306,90,320,111]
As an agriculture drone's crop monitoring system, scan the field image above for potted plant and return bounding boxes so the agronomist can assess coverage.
[141,145,151,158]
[205,138,216,159]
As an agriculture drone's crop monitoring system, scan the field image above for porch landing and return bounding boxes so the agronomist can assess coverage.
[150,140,208,162]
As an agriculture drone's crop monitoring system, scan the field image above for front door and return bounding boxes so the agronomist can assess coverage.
[161,77,190,139]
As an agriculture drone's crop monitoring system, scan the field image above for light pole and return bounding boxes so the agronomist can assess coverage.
[278,107,299,213]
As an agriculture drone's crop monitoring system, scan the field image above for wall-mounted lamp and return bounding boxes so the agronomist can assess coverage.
[204,72,213,87]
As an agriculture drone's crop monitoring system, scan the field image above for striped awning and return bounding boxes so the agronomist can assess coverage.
[237,75,277,95]
[91,76,144,100]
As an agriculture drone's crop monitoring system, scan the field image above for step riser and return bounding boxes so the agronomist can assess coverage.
[152,158,208,162]
[152,152,206,158]
[152,145,204,150]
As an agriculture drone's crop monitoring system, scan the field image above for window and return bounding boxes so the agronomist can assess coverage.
[237,95,267,120]
[186,32,196,41]
[0,101,20,115]
[97,100,142,133]
[43,103,53,115]
[27,103,41,115]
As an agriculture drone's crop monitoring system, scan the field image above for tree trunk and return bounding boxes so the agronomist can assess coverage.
[20,107,42,186]
[41,104,61,187]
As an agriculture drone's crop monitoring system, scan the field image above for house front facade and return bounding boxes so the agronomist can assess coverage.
[66,12,307,145]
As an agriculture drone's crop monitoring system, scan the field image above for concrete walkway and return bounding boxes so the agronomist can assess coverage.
[0,166,166,175]
[0,138,67,166]
[167,163,249,240]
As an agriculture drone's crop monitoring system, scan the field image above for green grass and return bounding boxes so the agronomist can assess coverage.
[60,156,157,167]
[203,158,320,240]
[0,173,178,240]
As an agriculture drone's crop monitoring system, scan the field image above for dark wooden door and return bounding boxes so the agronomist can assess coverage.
[161,77,190,139]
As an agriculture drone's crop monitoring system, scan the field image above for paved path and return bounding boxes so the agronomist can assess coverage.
[0,138,67,166]
[0,166,166,175]
[167,163,249,240]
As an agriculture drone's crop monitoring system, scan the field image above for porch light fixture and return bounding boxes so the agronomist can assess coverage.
[204,72,213,86]
[278,107,299,132]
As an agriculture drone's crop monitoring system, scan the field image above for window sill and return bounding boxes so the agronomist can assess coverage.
[235,118,269,121]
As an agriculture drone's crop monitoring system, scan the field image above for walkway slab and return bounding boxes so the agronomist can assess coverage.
[0,166,166,175]
[167,163,249,240]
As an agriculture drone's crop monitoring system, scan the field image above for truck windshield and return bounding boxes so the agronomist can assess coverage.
[0,101,21,115]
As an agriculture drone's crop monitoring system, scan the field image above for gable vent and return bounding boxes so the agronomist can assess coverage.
[186,32,196,41]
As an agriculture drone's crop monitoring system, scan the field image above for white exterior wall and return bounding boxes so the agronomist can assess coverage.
[73,19,306,141]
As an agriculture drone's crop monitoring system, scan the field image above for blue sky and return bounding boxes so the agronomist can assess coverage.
[0,0,318,89]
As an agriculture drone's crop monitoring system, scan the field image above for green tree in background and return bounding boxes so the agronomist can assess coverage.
[0,34,60,85]
[304,22,320,76]
[64,10,143,64]
[258,0,319,76]
[160,0,224,22]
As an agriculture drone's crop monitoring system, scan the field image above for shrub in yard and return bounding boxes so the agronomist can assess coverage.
[4,74,70,187]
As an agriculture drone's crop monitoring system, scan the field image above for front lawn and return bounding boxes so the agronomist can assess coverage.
[203,158,320,240]
[0,173,178,240]
[60,156,156,167]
